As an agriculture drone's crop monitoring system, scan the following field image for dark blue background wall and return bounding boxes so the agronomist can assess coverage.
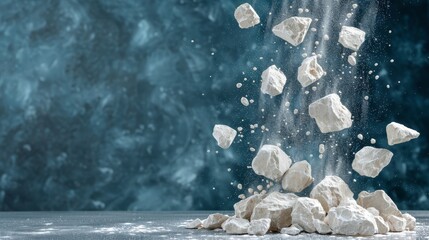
[0,0,427,211]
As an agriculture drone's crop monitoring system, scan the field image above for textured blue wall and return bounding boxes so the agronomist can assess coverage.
[0,0,427,211]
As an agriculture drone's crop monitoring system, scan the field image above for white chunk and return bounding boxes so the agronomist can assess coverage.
[247,218,271,236]
[348,55,357,66]
[202,213,229,229]
[280,225,301,235]
[357,190,402,220]
[352,146,393,178]
[319,144,325,154]
[338,26,366,51]
[241,97,249,106]
[386,122,420,145]
[309,94,353,133]
[402,213,416,231]
[251,192,298,231]
[212,124,237,149]
[291,197,326,233]
[313,219,331,234]
[260,65,287,97]
[374,216,390,234]
[234,3,260,29]
[323,34,330,41]
[357,134,363,140]
[281,160,314,192]
[185,218,203,229]
[223,217,249,235]
[310,176,354,212]
[297,56,324,87]
[370,138,376,144]
[367,207,380,216]
[237,183,243,190]
[252,145,292,182]
[234,194,265,220]
[272,17,312,46]
[326,199,378,236]
[387,215,406,232]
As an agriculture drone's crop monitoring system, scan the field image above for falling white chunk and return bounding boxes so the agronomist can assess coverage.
[348,54,357,66]
[402,213,416,231]
[234,3,260,29]
[326,199,378,236]
[313,219,331,234]
[357,134,364,140]
[387,215,406,232]
[281,160,314,192]
[374,216,390,234]
[338,26,366,51]
[297,56,324,87]
[260,65,287,97]
[247,218,271,236]
[272,17,312,46]
[223,217,250,234]
[212,124,237,149]
[241,97,249,106]
[386,122,420,145]
[310,176,354,212]
[370,138,376,144]
[357,190,402,220]
[251,192,298,231]
[280,225,302,235]
[309,94,353,133]
[291,197,326,233]
[185,218,203,229]
[203,213,229,229]
[234,194,265,220]
[318,144,325,154]
[352,146,393,178]
[252,145,292,182]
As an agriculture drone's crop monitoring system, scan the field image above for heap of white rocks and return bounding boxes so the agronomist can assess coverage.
[188,2,421,237]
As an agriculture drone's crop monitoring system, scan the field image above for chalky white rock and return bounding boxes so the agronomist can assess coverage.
[326,200,378,236]
[352,146,393,178]
[387,215,406,232]
[310,176,354,212]
[291,197,326,233]
[309,94,353,133]
[251,192,298,231]
[260,65,287,97]
[374,216,390,234]
[234,3,260,29]
[222,217,250,234]
[357,190,402,220]
[212,124,237,149]
[203,213,229,229]
[280,225,302,235]
[297,56,324,87]
[272,17,312,46]
[338,26,366,51]
[281,160,314,192]
[402,213,416,231]
[252,145,292,182]
[313,219,331,234]
[386,122,420,145]
[185,218,203,229]
[234,194,265,220]
[247,218,271,236]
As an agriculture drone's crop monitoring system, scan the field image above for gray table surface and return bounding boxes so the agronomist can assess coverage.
[0,211,427,239]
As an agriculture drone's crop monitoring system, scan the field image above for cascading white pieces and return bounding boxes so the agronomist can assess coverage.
[386,122,420,145]
[297,56,324,87]
[222,217,250,235]
[272,17,312,46]
[260,65,287,97]
[280,225,302,235]
[387,215,406,232]
[291,197,326,233]
[374,216,390,234]
[313,219,331,234]
[185,218,203,229]
[202,213,229,229]
[251,192,298,232]
[234,3,260,29]
[352,146,394,178]
[251,145,292,182]
[233,194,265,220]
[281,160,314,192]
[247,218,271,236]
[338,26,366,51]
[310,176,354,212]
[357,190,402,220]
[326,199,378,236]
[212,124,237,149]
[309,94,353,133]
[402,213,416,231]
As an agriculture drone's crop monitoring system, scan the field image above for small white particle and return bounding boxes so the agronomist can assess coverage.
[386,85,390,89]
[298,8,303,14]
[352,3,358,8]
[390,59,394,63]
[370,138,376,144]
[375,75,380,80]
[364,96,369,100]
[357,134,364,140]
[236,83,242,88]
[250,147,255,152]
[237,183,243,190]
[248,188,254,194]
[241,97,249,106]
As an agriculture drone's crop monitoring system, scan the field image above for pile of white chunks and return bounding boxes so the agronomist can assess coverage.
[187,3,421,237]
